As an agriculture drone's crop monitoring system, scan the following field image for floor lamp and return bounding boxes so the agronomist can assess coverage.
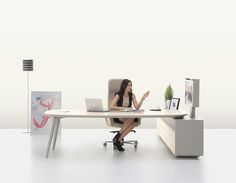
[23,60,34,133]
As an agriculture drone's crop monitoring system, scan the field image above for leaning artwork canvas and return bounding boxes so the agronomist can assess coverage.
[31,91,61,135]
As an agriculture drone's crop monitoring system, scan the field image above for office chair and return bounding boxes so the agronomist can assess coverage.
[103,79,141,149]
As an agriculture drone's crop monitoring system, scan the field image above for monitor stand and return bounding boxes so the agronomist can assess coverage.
[190,107,196,118]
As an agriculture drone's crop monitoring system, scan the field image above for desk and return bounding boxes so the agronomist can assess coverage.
[44,109,187,158]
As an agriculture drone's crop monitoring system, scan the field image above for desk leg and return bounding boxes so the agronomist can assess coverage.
[46,117,57,158]
[52,118,60,150]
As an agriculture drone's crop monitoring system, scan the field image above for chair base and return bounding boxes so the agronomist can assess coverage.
[103,130,138,148]
[109,130,136,133]
[103,140,138,149]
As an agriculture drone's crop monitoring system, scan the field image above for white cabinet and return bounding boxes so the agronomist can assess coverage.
[157,116,203,157]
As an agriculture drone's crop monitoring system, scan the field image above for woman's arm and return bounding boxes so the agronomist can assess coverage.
[132,91,150,110]
[110,94,132,111]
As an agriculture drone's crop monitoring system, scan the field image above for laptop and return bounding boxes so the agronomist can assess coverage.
[85,98,110,112]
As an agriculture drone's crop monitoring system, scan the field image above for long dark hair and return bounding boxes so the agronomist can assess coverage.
[118,79,132,96]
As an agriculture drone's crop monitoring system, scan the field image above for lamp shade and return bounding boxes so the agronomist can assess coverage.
[23,60,34,71]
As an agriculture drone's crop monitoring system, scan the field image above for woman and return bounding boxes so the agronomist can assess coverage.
[110,79,150,151]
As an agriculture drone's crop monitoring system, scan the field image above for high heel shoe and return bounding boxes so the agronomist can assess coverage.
[113,132,121,142]
[113,133,125,146]
[113,141,125,152]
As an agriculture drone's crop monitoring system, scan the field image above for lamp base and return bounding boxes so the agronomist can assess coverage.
[21,129,31,134]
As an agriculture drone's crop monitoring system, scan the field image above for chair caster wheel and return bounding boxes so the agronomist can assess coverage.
[103,143,107,147]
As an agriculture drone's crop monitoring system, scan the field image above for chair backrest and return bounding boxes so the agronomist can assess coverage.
[107,79,123,110]
[105,79,141,127]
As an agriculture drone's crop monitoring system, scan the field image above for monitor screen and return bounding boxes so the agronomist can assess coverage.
[185,78,199,107]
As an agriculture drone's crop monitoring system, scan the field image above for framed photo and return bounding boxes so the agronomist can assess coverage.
[169,98,180,110]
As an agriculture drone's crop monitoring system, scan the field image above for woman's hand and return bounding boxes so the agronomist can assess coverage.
[142,91,150,100]
[120,107,132,112]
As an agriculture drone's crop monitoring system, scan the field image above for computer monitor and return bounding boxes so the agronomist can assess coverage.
[185,78,200,117]
[185,78,200,107]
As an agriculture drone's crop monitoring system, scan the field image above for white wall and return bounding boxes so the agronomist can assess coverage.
[1,0,236,128]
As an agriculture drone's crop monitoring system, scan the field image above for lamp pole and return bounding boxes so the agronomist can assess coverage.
[23,60,34,133]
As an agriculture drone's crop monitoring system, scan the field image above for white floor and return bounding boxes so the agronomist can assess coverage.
[0,129,235,183]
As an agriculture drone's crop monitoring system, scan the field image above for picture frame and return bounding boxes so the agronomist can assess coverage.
[169,98,180,110]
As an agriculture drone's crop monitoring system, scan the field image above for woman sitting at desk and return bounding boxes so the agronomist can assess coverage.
[110,79,149,151]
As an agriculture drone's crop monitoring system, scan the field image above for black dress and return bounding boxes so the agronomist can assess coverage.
[113,92,139,124]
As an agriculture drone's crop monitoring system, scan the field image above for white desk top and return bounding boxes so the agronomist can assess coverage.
[44,109,188,118]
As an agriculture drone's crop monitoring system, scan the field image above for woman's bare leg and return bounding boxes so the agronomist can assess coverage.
[122,122,136,138]
[119,118,134,134]
[119,119,136,141]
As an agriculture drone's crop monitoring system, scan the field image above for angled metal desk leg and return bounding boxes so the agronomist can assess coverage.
[52,118,60,150]
[46,117,57,158]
